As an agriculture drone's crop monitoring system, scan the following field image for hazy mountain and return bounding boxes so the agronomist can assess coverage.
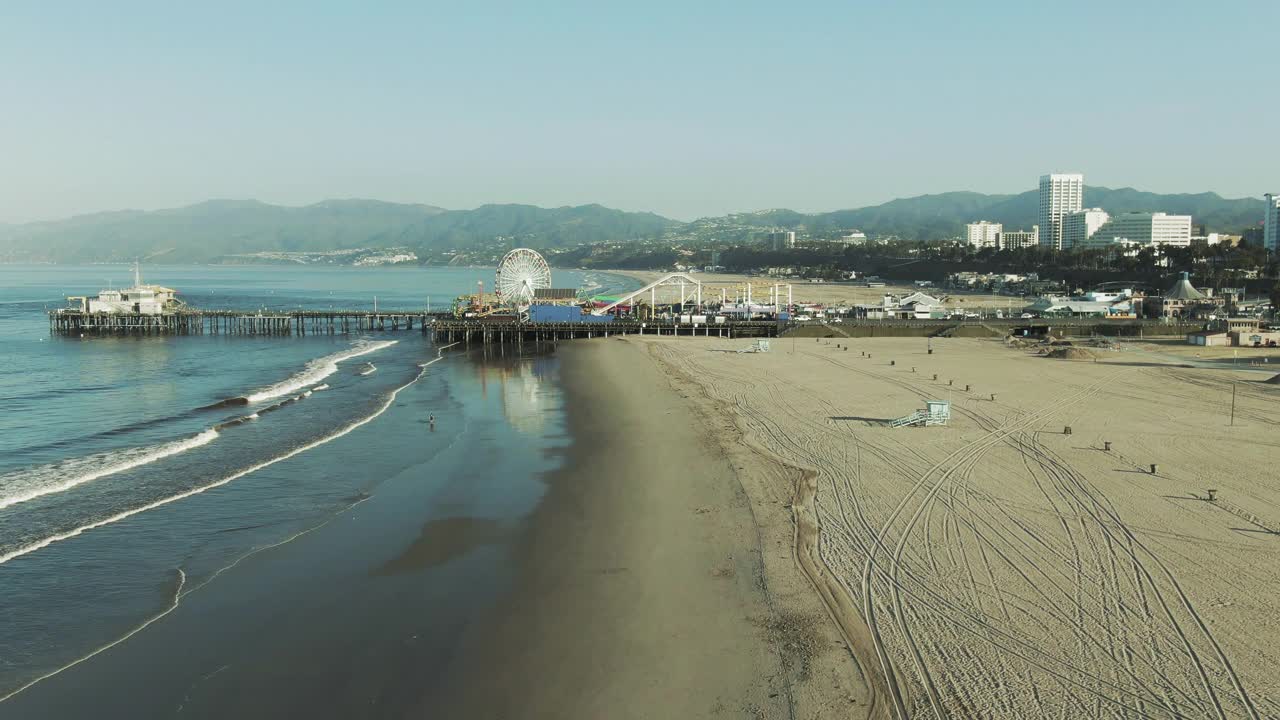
[0,199,449,262]
[410,203,676,249]
[0,187,1264,263]
[0,199,678,263]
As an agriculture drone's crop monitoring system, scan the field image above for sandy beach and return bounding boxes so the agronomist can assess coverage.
[429,338,868,718]
[7,327,1276,719]
[613,332,1280,718]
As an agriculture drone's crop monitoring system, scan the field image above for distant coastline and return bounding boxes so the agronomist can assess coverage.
[1,186,1265,266]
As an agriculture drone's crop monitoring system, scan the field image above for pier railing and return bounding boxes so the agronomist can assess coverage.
[49,309,441,336]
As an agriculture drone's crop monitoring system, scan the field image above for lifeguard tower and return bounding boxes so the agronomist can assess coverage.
[891,400,951,428]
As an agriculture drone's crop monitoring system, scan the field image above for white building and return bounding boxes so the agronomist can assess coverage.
[1088,212,1193,248]
[999,226,1039,250]
[1190,233,1240,247]
[1082,289,1133,302]
[69,265,179,315]
[1038,173,1084,249]
[965,221,1002,248]
[854,292,945,320]
[87,288,166,315]
[1265,193,1280,252]
[1062,208,1110,250]
[838,230,868,246]
[767,231,796,250]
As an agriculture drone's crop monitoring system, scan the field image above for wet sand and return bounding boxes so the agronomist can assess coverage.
[429,338,868,718]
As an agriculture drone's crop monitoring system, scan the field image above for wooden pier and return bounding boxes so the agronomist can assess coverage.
[428,319,782,344]
[52,309,1199,344]
[50,309,438,336]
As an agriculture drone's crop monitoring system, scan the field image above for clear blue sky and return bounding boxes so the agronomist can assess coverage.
[1,0,1274,223]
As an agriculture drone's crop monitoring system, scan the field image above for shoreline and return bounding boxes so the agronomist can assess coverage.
[639,338,890,718]
[636,337,885,718]
[426,337,869,717]
[0,343,562,719]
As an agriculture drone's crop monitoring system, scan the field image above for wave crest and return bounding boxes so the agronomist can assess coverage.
[243,340,397,403]
[0,429,220,512]
[0,344,459,567]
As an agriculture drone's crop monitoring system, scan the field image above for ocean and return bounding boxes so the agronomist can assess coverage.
[0,264,637,717]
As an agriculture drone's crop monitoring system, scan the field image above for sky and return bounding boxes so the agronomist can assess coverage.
[1,0,1275,223]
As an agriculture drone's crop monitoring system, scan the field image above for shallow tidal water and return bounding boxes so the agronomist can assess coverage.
[0,264,635,717]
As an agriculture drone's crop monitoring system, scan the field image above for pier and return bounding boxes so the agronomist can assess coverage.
[51,310,1199,342]
[50,309,436,336]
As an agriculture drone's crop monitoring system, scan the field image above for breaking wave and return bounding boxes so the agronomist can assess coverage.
[0,344,458,568]
[0,429,221,512]
[242,340,396,403]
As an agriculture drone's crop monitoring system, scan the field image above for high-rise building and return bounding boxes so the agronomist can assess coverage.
[1000,226,1039,250]
[965,221,1002,248]
[1038,173,1084,249]
[1062,208,1110,250]
[1265,193,1280,252]
[1088,212,1193,248]
[766,231,796,250]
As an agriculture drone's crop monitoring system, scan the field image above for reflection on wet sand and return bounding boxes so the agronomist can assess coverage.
[373,516,509,576]
[470,344,559,436]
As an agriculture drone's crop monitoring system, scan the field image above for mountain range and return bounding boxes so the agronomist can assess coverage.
[0,188,1265,263]
[0,200,675,263]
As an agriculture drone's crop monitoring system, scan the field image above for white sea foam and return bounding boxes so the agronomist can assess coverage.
[312,384,329,391]
[0,569,186,704]
[0,429,220,512]
[358,363,377,376]
[0,344,459,568]
[0,491,376,705]
[244,340,397,403]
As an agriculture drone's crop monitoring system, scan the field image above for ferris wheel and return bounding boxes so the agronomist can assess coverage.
[494,248,552,309]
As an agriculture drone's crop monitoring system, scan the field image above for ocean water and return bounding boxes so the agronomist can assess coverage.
[0,264,636,714]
